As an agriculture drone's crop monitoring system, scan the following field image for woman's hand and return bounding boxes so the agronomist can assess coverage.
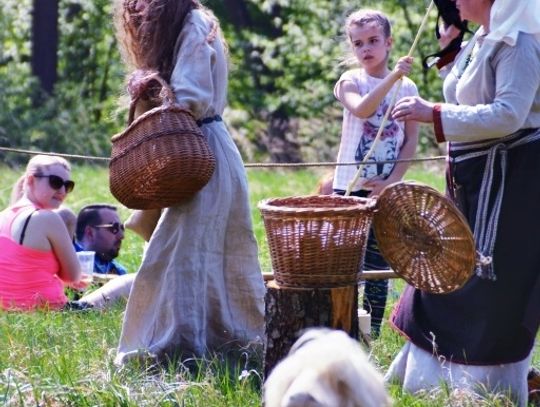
[392,96,435,123]
[439,24,462,49]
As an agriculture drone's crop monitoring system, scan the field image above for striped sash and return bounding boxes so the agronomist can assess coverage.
[449,128,540,280]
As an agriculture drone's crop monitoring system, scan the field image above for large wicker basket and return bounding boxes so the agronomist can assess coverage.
[110,75,215,210]
[258,195,376,288]
[373,181,476,294]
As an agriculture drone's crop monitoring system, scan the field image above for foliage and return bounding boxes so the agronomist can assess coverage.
[0,0,125,165]
[211,0,450,161]
[0,0,456,165]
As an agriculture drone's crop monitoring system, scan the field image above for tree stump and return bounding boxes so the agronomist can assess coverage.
[264,279,358,377]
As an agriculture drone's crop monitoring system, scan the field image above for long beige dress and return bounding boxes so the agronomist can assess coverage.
[115,9,265,364]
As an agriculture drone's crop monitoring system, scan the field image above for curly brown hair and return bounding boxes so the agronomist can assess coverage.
[114,0,220,82]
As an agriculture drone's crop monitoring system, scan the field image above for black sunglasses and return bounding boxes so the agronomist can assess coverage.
[91,222,125,235]
[34,174,75,193]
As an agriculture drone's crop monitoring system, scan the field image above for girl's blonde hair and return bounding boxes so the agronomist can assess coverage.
[345,9,392,41]
[341,9,393,67]
[10,155,71,204]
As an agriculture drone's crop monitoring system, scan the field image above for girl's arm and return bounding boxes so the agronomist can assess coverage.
[336,56,413,118]
[43,212,81,283]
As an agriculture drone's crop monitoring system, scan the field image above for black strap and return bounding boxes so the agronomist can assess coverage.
[422,0,472,70]
[19,209,39,245]
[196,115,222,126]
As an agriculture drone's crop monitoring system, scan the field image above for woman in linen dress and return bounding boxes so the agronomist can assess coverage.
[113,0,265,364]
[388,0,540,405]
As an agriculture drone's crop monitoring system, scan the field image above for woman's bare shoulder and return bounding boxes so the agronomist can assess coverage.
[31,209,65,228]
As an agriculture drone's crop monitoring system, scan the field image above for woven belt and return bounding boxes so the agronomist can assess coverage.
[196,115,222,126]
[449,128,540,280]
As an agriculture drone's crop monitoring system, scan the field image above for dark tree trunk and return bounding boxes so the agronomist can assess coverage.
[218,1,301,163]
[221,0,252,28]
[31,0,59,96]
[264,110,302,163]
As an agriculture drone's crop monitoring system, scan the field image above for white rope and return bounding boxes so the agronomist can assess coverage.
[0,145,446,168]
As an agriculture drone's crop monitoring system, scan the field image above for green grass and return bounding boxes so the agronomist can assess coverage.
[0,162,537,406]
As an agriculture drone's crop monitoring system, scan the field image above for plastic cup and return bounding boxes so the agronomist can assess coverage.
[76,251,95,283]
[358,308,371,337]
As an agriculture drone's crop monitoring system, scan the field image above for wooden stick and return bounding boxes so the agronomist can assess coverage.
[262,269,399,282]
[361,269,399,280]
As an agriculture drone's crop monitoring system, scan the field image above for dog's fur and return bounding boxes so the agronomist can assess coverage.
[264,329,391,407]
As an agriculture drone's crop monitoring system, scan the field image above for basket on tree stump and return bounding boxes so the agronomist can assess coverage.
[258,183,478,376]
[259,194,374,376]
[258,195,376,289]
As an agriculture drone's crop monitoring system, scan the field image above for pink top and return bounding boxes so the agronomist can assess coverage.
[0,204,67,310]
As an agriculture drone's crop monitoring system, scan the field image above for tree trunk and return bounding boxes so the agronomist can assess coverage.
[264,279,358,377]
[264,110,302,163]
[31,0,59,96]
[221,0,252,28]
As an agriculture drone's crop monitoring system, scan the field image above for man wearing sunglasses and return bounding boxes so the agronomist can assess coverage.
[74,204,127,276]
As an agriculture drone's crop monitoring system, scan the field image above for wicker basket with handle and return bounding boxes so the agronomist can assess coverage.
[258,195,376,288]
[373,181,476,294]
[109,74,216,210]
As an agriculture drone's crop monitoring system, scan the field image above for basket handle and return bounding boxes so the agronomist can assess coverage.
[127,72,177,125]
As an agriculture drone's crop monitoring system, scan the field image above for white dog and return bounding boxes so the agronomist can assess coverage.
[264,329,391,407]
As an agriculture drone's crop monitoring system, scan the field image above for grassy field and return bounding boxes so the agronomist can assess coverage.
[0,161,537,406]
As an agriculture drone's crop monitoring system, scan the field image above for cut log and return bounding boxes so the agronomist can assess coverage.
[264,279,358,377]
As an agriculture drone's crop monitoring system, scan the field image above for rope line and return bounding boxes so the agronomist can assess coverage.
[0,145,445,168]
[2,2,439,172]
[0,146,110,162]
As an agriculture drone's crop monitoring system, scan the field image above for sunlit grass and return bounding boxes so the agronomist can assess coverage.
[0,162,537,406]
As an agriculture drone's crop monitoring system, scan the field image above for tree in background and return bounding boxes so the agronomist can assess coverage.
[210,0,352,162]
[0,0,123,164]
[211,0,448,162]
[0,0,451,165]
[31,0,58,98]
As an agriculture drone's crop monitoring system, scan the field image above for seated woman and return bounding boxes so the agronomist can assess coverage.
[0,155,82,310]
[0,154,130,311]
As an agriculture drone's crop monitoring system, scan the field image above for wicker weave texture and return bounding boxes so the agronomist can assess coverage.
[258,195,376,288]
[373,182,475,294]
[110,105,215,209]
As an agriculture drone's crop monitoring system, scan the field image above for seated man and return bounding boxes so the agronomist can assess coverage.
[74,204,127,275]
[73,204,136,309]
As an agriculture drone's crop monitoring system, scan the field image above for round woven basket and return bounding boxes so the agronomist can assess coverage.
[258,195,376,288]
[110,101,215,210]
[373,181,475,294]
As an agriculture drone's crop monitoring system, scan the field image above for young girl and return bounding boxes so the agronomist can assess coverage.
[333,9,420,337]
[113,0,265,364]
